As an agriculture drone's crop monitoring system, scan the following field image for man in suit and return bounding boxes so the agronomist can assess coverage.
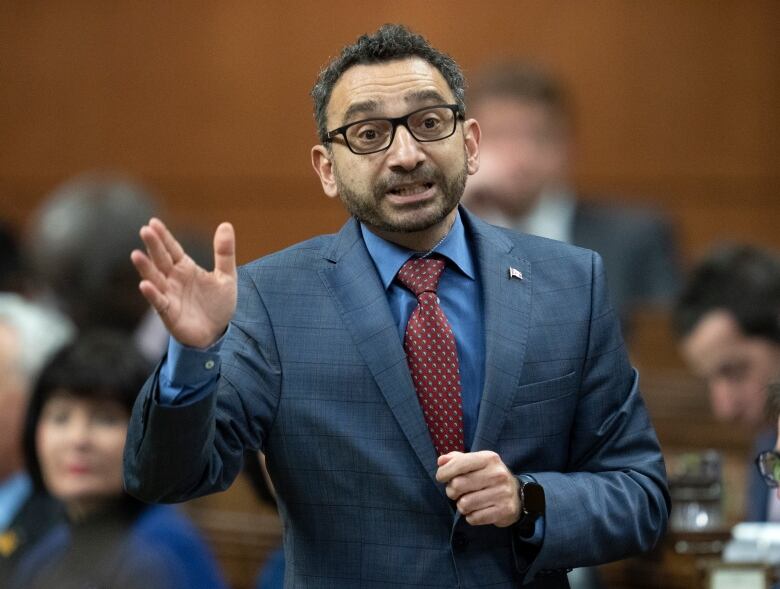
[462,62,679,330]
[0,295,72,582]
[124,25,669,587]
[674,245,780,522]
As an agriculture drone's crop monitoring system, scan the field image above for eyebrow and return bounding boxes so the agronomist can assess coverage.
[342,100,380,125]
[340,89,452,125]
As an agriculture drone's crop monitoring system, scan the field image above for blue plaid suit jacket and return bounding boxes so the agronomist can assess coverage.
[124,208,669,588]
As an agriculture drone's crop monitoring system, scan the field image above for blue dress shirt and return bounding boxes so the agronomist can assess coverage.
[0,472,32,531]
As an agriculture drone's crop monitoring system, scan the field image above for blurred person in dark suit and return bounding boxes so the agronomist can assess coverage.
[25,172,170,361]
[10,331,227,589]
[462,61,680,330]
[0,294,72,583]
[674,244,780,521]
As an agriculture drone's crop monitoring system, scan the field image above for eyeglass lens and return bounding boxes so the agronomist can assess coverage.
[345,106,456,154]
[758,451,780,487]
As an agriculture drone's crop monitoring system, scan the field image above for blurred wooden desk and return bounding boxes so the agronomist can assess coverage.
[600,530,731,589]
[182,475,283,589]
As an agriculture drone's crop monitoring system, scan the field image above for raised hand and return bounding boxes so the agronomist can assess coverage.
[131,218,237,349]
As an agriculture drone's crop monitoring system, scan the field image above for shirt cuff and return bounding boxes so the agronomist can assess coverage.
[522,514,545,546]
[158,335,224,405]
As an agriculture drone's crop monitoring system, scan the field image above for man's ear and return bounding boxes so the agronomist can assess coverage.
[311,145,338,198]
[463,119,481,176]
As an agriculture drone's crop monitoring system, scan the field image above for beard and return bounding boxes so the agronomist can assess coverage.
[333,155,468,234]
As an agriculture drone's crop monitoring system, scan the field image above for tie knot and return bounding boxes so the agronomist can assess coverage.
[397,257,446,297]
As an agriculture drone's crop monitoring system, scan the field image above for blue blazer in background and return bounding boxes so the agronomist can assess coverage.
[124,208,670,588]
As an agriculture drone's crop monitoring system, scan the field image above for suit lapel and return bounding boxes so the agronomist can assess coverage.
[318,218,444,493]
[462,211,533,452]
[317,213,533,493]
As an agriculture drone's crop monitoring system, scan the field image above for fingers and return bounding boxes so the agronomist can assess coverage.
[436,452,456,468]
[140,219,175,275]
[131,250,170,314]
[450,478,520,528]
[462,505,499,526]
[131,249,168,294]
[150,218,186,265]
[455,484,500,513]
[213,222,236,277]
[461,503,516,528]
[139,217,233,278]
[436,450,495,483]
[138,279,170,314]
[444,467,507,502]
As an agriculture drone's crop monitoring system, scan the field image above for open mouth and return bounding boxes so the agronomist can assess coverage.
[387,182,435,198]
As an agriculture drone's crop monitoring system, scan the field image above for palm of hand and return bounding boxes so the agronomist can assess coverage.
[163,254,237,349]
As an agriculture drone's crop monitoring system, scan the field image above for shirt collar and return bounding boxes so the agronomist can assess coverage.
[473,186,575,244]
[360,210,476,290]
[519,188,576,244]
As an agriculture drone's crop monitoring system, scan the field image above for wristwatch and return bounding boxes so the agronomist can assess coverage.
[516,480,545,538]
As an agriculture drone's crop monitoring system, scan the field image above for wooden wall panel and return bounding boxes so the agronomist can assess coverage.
[1,1,777,260]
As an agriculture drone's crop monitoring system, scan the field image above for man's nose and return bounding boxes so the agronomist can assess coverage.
[386,125,426,171]
[709,380,738,420]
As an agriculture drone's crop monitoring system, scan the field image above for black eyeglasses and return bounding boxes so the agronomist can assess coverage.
[756,450,780,488]
[324,104,464,155]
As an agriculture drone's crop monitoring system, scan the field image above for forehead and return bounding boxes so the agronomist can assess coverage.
[472,96,562,130]
[327,57,455,123]
[682,309,772,372]
[472,97,550,121]
[683,310,743,358]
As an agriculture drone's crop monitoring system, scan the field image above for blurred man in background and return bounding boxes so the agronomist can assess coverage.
[463,61,680,330]
[0,294,72,582]
[674,244,780,521]
[25,172,177,362]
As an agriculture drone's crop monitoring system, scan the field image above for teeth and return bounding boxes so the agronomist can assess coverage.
[391,183,429,196]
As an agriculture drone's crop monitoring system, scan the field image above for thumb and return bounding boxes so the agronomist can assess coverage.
[213,222,236,276]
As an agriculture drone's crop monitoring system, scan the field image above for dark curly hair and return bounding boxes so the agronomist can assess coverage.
[310,24,466,144]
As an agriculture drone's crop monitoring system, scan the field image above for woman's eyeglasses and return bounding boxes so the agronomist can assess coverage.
[756,450,780,488]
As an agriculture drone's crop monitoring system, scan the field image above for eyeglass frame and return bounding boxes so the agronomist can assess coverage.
[756,449,780,488]
[323,103,465,155]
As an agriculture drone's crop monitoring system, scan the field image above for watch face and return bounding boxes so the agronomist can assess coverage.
[523,483,545,515]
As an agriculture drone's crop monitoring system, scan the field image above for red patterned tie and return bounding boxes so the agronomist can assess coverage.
[397,257,464,456]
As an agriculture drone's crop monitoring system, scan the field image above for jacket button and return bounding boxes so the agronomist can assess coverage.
[452,532,469,551]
